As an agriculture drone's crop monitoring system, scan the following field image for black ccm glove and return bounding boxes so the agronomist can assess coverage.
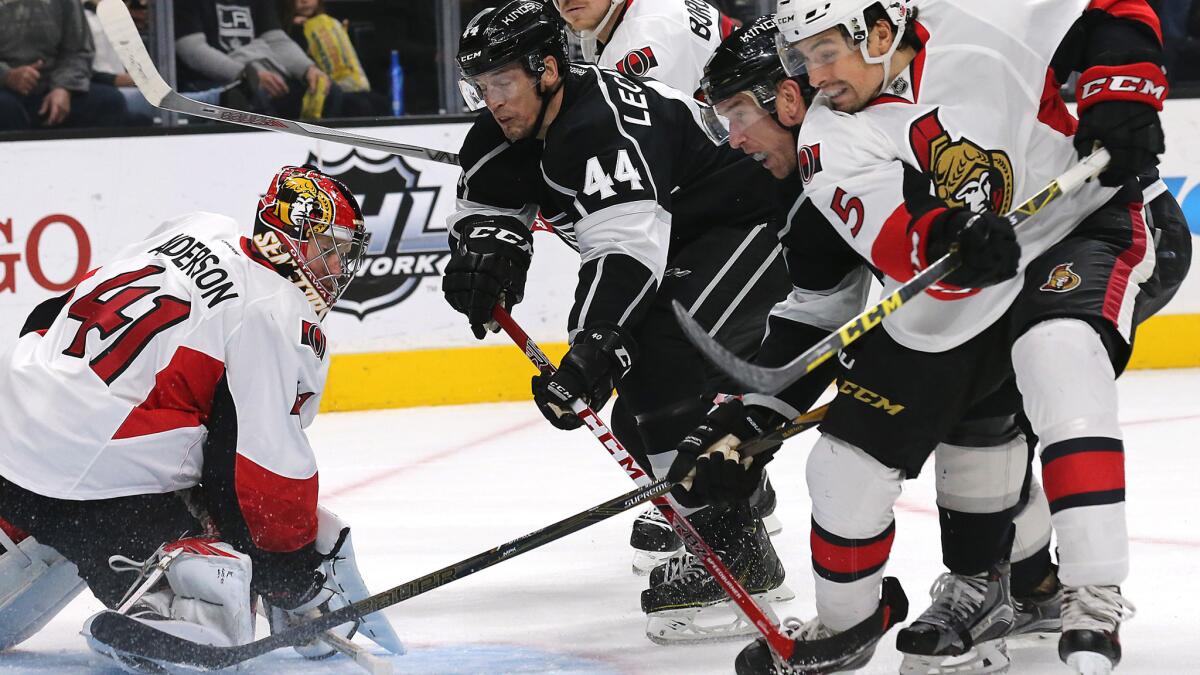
[1075,62,1167,187]
[531,324,635,430]
[442,214,533,339]
[915,207,1021,288]
[667,398,788,508]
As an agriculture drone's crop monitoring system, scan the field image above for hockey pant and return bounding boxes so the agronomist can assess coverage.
[806,432,1047,631]
[614,224,788,515]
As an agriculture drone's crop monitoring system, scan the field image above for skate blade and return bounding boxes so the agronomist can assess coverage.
[1065,651,1115,675]
[644,586,791,645]
[899,639,1009,675]
[631,548,679,576]
[762,512,783,536]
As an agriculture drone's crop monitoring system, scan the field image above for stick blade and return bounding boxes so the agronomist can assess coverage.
[670,300,797,394]
[97,0,170,106]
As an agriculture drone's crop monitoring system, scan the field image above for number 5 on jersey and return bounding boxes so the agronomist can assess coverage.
[584,149,644,201]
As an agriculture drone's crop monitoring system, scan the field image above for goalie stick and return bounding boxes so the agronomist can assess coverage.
[95,0,459,166]
[82,406,826,670]
[672,148,1112,395]
[491,306,802,661]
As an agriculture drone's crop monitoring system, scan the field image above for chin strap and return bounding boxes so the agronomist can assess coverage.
[574,0,624,62]
[531,76,565,139]
[860,19,908,98]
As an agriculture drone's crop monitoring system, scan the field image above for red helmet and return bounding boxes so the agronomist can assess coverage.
[253,166,369,317]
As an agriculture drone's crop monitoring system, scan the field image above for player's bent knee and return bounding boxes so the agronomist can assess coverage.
[1012,318,1121,444]
[806,434,902,538]
[933,435,1026,515]
[0,536,86,651]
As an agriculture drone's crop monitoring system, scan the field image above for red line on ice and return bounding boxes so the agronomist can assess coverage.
[323,416,544,499]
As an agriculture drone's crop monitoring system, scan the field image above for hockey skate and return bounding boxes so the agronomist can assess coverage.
[896,562,1014,674]
[631,472,782,574]
[1058,585,1135,675]
[641,505,793,644]
[1010,564,1062,639]
[735,576,909,674]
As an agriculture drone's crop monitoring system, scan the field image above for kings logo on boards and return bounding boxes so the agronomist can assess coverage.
[305,149,443,319]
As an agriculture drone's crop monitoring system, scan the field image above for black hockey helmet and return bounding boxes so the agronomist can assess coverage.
[699,15,813,115]
[457,1,568,81]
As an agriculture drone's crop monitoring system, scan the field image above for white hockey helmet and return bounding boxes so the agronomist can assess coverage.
[775,0,911,87]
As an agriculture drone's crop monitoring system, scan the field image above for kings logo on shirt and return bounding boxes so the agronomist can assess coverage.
[908,110,1014,215]
[303,149,442,319]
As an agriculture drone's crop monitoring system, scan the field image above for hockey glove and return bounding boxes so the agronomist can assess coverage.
[1075,62,1167,187]
[916,207,1020,289]
[443,215,533,339]
[532,324,636,430]
[667,398,787,509]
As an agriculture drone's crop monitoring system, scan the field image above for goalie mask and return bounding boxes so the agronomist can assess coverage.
[253,166,369,318]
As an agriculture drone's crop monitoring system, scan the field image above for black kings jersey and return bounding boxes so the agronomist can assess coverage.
[453,64,773,337]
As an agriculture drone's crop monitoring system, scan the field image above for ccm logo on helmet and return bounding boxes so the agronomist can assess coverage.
[616,47,658,77]
[1080,75,1166,102]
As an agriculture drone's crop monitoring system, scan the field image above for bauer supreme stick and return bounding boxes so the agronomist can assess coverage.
[672,148,1112,395]
[95,0,460,166]
[82,412,826,671]
[492,306,804,661]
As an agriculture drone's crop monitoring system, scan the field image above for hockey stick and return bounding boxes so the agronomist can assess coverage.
[491,306,800,661]
[95,0,460,165]
[671,148,1112,395]
[84,462,734,667]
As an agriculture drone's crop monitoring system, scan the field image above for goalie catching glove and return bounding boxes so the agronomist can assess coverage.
[667,398,788,508]
[531,324,635,430]
[443,214,533,339]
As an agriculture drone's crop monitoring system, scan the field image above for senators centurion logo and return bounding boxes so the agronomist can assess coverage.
[304,149,443,319]
[1041,262,1082,293]
[909,109,1014,215]
[616,47,659,78]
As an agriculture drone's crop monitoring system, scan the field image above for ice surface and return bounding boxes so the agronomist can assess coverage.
[6,369,1198,674]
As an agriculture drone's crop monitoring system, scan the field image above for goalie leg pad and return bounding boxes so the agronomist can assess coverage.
[83,537,255,669]
[0,529,86,651]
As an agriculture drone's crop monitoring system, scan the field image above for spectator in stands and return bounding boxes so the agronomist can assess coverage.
[0,0,128,131]
[83,1,152,126]
[174,0,344,120]
[281,0,388,117]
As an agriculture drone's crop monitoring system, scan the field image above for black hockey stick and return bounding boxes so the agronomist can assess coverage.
[672,148,1112,395]
[83,403,827,670]
[95,0,460,166]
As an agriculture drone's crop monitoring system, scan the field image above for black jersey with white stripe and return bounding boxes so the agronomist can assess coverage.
[452,64,773,338]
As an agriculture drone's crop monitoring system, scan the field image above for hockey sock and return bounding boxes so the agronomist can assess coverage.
[933,435,1027,575]
[807,434,901,632]
[1010,478,1054,596]
[1013,319,1129,587]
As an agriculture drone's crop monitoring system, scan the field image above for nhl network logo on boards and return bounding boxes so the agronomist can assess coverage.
[303,149,444,319]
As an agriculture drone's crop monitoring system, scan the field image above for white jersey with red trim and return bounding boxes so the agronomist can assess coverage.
[0,212,326,514]
[597,0,736,94]
[795,0,1128,352]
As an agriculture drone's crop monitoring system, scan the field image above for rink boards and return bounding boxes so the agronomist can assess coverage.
[1,101,1198,411]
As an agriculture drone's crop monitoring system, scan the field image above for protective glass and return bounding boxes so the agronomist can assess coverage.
[458,63,539,111]
[300,220,370,301]
[775,30,858,79]
[702,91,777,147]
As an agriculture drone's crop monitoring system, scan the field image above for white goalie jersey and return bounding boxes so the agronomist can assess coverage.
[596,0,737,94]
[0,212,325,552]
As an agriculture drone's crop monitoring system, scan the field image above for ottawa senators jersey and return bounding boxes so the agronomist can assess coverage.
[795,0,1136,352]
[595,0,737,94]
[0,212,325,552]
[453,63,773,337]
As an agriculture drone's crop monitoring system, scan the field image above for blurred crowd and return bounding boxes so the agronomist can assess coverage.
[2,0,1199,135]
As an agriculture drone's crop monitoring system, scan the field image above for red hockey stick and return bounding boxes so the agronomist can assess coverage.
[492,306,795,660]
